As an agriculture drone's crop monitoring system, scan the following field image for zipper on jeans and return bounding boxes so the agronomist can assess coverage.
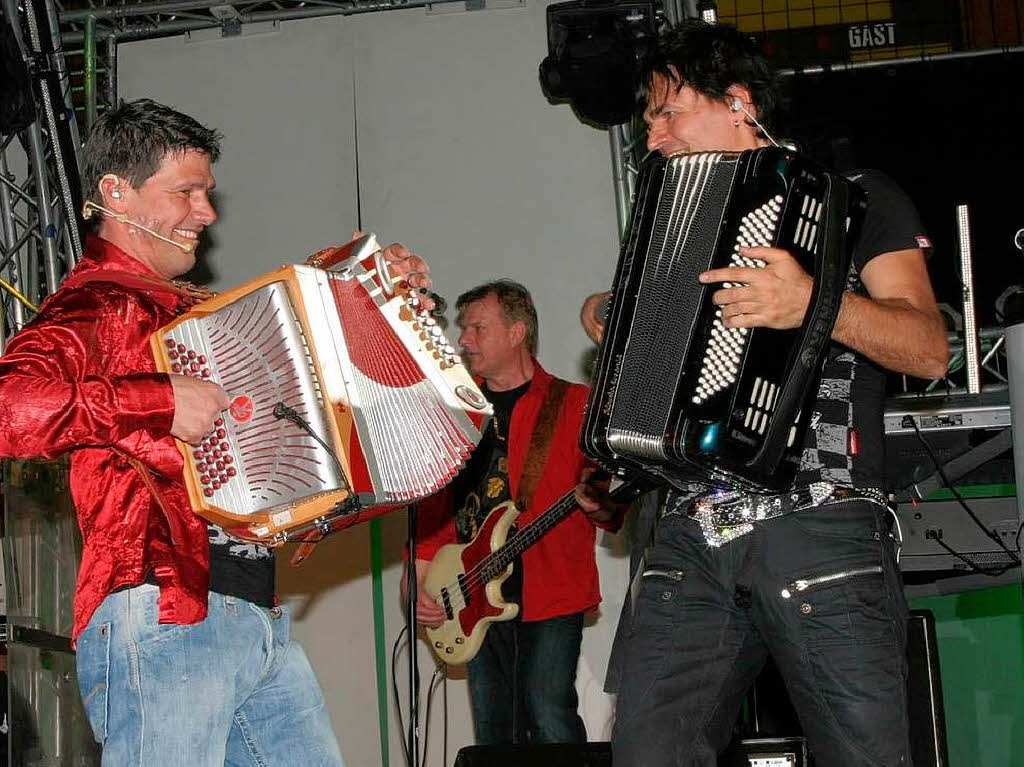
[780,565,882,599]
[641,569,684,581]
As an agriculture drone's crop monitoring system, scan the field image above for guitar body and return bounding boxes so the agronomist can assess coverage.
[423,501,520,664]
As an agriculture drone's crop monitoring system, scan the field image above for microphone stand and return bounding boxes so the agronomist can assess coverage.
[406,502,421,767]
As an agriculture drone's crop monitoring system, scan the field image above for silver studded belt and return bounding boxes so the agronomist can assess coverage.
[690,483,887,547]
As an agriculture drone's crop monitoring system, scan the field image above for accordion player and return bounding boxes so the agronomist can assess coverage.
[582,147,867,493]
[151,235,492,544]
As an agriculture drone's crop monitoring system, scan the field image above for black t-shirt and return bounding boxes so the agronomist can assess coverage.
[135,524,274,606]
[452,380,530,540]
[452,380,530,604]
[207,525,276,606]
[793,169,930,491]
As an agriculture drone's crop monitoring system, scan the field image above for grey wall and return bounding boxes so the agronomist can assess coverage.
[120,4,629,763]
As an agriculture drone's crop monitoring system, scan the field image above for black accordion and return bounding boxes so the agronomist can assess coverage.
[582,147,867,492]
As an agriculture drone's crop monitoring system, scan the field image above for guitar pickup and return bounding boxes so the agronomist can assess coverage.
[439,587,454,620]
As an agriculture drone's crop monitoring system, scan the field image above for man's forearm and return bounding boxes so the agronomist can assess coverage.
[832,291,948,380]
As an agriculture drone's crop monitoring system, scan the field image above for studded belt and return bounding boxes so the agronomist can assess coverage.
[689,483,888,547]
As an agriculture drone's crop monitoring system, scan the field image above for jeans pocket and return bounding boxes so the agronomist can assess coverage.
[76,621,112,744]
[785,562,894,648]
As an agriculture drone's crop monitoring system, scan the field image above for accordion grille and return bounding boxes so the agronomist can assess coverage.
[165,282,344,514]
[607,153,739,459]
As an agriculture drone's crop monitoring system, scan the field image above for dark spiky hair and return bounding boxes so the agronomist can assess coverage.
[81,98,222,203]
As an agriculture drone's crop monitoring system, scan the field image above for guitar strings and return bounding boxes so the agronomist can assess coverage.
[430,491,580,612]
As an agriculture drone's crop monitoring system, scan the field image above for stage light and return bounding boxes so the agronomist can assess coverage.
[698,0,718,24]
[1,15,36,133]
[539,0,662,127]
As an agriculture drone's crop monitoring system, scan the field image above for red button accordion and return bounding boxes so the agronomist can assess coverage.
[151,236,491,543]
[582,148,866,492]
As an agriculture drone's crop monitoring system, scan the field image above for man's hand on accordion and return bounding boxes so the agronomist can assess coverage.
[574,467,619,525]
[169,374,231,445]
[351,231,436,311]
[699,245,814,330]
[581,291,612,344]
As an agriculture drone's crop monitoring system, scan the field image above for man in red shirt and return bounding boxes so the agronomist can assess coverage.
[405,280,619,745]
[0,98,432,766]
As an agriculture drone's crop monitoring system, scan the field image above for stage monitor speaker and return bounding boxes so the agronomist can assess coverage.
[907,609,949,767]
[454,742,612,767]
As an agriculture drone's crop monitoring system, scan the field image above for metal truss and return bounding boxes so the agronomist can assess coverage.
[59,0,475,44]
[1,0,83,353]
[55,0,489,138]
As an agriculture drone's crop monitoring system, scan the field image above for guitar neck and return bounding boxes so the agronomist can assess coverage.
[478,476,642,581]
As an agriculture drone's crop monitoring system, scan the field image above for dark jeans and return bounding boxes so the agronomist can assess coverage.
[613,501,911,767]
[466,612,587,746]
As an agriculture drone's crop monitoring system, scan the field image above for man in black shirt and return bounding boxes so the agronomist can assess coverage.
[577,21,948,767]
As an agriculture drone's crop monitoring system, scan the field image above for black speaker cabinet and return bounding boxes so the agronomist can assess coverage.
[907,609,949,767]
[453,742,612,767]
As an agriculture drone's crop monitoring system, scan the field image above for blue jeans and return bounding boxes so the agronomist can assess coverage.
[75,585,344,766]
[613,501,911,767]
[466,612,587,745]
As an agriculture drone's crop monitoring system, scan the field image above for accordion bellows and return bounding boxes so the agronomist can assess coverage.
[152,244,491,543]
[583,148,866,493]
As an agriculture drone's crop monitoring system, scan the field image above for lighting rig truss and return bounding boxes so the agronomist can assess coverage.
[1,0,83,353]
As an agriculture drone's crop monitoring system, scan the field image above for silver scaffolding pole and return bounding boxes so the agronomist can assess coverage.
[0,0,84,347]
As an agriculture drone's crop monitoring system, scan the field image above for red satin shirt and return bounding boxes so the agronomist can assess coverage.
[416,362,620,621]
[0,236,210,639]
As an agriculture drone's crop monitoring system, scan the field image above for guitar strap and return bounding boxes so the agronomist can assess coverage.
[515,377,570,511]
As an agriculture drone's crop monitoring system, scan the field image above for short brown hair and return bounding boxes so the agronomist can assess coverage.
[456,279,538,356]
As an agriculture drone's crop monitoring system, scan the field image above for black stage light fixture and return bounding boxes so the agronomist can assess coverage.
[1,16,36,134]
[539,0,661,127]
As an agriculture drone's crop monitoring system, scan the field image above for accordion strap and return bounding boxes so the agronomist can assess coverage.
[516,377,570,512]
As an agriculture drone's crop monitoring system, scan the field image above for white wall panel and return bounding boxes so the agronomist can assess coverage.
[120,18,360,288]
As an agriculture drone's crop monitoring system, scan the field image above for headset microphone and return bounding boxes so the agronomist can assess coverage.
[727,97,781,149]
[82,200,197,254]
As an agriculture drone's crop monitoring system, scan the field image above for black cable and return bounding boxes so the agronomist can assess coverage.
[391,626,412,767]
[421,665,445,764]
[272,402,344,474]
[910,420,1021,565]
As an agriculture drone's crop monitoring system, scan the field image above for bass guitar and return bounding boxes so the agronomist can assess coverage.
[423,475,643,664]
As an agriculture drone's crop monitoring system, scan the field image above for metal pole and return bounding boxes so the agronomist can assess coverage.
[61,0,466,22]
[84,15,97,130]
[662,0,695,26]
[60,0,473,44]
[20,0,83,265]
[608,124,633,240]
[106,34,118,110]
[0,151,28,346]
[1004,321,1024,584]
[779,44,1024,77]
[406,503,421,767]
[24,124,62,295]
